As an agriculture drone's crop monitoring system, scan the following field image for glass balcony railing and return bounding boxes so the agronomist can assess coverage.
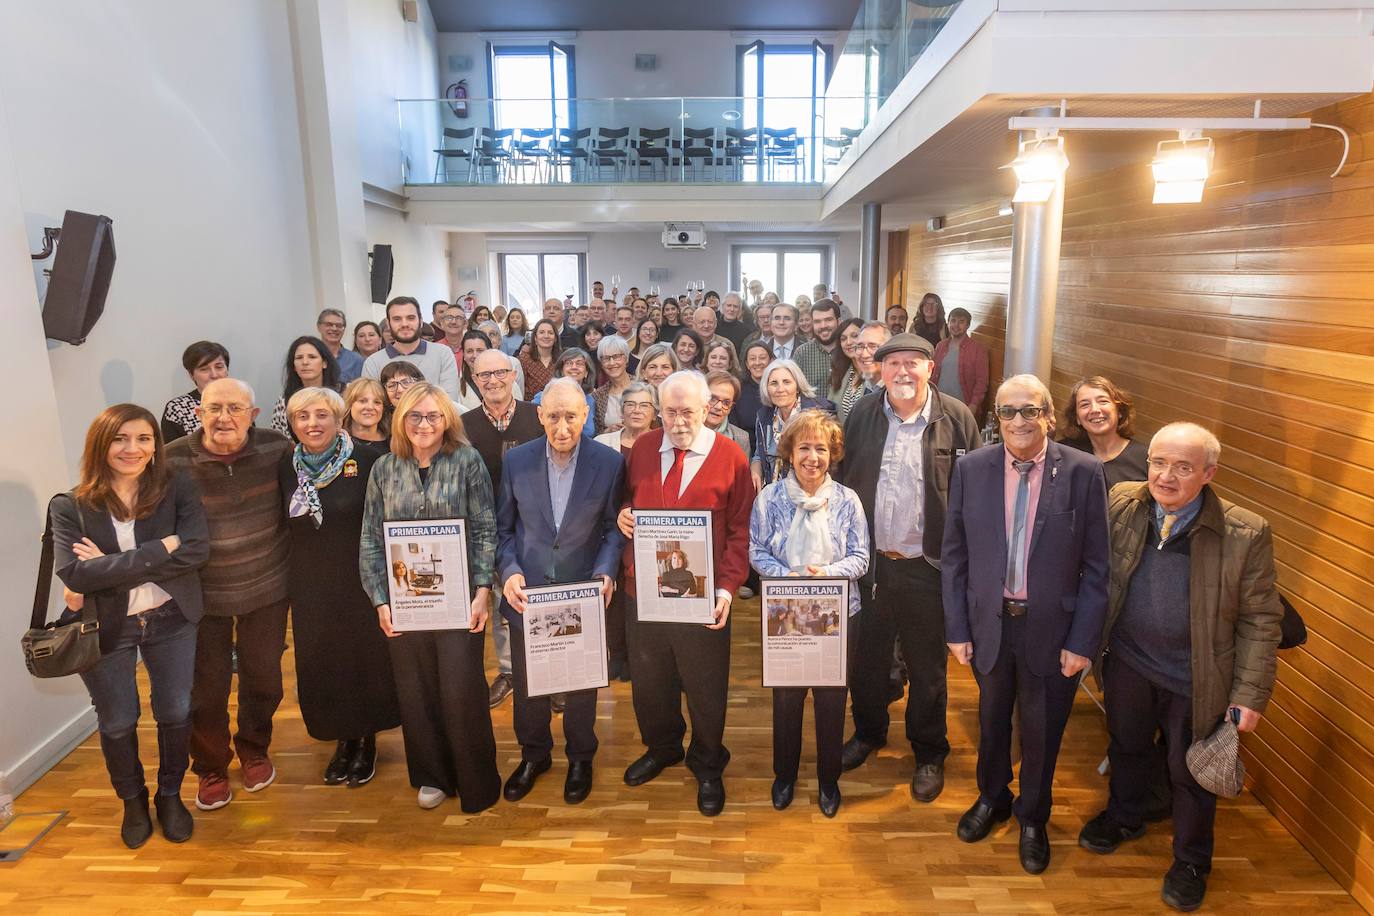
[397,4,966,188]
[398,96,867,187]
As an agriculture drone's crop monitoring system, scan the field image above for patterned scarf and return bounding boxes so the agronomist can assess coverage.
[783,473,835,572]
[290,432,354,528]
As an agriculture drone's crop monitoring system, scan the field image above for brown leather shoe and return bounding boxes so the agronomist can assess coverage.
[910,763,944,802]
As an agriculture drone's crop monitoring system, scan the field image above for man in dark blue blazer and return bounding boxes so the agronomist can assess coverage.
[942,373,1109,875]
[496,378,626,805]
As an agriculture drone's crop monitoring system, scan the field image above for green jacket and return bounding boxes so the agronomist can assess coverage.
[1096,481,1283,740]
[359,446,497,608]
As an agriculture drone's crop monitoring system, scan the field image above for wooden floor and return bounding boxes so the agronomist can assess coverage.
[2,599,1360,915]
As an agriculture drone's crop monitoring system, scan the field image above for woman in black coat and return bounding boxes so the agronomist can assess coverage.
[53,404,209,849]
[277,387,401,787]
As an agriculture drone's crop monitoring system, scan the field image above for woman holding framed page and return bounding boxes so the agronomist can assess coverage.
[749,409,869,818]
[359,383,501,814]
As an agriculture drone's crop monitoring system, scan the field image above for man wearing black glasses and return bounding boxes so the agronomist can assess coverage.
[942,374,1110,876]
[834,332,980,806]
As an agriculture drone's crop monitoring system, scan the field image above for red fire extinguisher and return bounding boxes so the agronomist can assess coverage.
[446,79,468,119]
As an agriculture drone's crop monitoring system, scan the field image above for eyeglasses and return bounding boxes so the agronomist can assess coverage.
[1146,457,1201,478]
[404,412,445,428]
[601,353,628,364]
[441,314,466,324]
[852,342,881,353]
[623,399,655,411]
[995,405,1047,421]
[318,321,346,330]
[202,404,250,417]
[662,407,699,422]
[474,368,512,382]
[384,378,417,392]
[708,395,735,409]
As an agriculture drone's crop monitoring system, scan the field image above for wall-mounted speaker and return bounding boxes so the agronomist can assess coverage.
[401,0,419,23]
[647,267,671,282]
[634,53,658,71]
[370,245,394,304]
[42,210,116,345]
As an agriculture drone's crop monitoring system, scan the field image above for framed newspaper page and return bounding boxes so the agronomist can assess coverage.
[382,519,472,631]
[632,509,716,624]
[521,580,609,698]
[760,578,849,688]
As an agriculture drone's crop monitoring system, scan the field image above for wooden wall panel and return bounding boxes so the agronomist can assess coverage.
[905,92,1374,910]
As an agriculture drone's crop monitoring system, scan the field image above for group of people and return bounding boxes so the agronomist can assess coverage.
[47,280,1283,914]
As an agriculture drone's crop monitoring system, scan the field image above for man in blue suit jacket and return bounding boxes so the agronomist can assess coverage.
[942,374,1109,876]
[497,378,626,805]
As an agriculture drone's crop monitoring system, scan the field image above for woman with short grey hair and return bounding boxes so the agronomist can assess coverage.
[592,335,634,434]
[751,359,833,490]
[277,387,400,789]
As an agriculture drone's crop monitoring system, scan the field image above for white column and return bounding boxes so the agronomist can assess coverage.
[859,202,882,322]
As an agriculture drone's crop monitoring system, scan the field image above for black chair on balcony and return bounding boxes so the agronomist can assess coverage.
[764,127,803,182]
[678,127,718,181]
[634,127,672,181]
[433,127,476,183]
[510,128,553,183]
[593,127,630,181]
[552,127,592,182]
[472,127,515,183]
[722,126,761,181]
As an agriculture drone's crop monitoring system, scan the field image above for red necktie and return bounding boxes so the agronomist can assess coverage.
[663,447,686,508]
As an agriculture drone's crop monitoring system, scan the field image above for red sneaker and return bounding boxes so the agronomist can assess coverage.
[241,756,276,792]
[195,772,232,811]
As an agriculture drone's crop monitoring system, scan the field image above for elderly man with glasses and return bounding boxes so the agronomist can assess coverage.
[942,373,1110,876]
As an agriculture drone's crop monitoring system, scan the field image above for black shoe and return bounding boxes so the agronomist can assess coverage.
[1019,824,1050,874]
[324,739,356,785]
[551,693,567,714]
[488,673,514,709]
[153,792,194,843]
[347,735,377,787]
[503,758,552,801]
[623,751,684,786]
[121,788,153,849]
[818,782,841,818]
[618,662,632,683]
[840,735,884,772]
[886,679,905,704]
[770,778,795,810]
[1078,810,1146,854]
[564,761,593,804]
[910,763,944,802]
[956,797,1012,843]
[697,777,725,817]
[1162,859,1209,912]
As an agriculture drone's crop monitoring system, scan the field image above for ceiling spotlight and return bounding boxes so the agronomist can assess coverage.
[1007,134,1068,203]
[1152,132,1213,204]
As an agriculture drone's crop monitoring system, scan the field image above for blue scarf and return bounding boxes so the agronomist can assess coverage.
[290,432,354,528]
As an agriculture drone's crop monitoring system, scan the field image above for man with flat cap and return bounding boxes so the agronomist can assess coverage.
[834,332,981,803]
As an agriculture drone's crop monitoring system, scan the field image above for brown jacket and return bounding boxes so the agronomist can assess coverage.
[1096,481,1283,740]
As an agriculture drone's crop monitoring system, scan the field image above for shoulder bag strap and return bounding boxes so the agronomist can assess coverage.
[31,492,89,631]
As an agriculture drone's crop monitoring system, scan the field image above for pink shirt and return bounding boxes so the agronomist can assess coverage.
[1002,442,1047,600]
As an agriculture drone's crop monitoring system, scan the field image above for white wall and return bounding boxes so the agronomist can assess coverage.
[365,201,451,321]
[0,0,320,791]
[449,228,863,311]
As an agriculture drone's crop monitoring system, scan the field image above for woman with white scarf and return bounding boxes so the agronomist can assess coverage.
[277,387,400,788]
[748,409,869,818]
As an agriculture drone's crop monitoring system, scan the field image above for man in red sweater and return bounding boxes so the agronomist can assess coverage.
[616,371,753,816]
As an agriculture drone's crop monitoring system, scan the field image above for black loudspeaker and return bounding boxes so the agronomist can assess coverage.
[42,210,116,345]
[370,244,394,304]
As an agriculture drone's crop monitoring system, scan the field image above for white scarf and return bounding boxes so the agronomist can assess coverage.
[783,474,835,572]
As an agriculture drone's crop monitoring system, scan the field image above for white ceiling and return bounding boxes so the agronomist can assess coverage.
[427,0,864,33]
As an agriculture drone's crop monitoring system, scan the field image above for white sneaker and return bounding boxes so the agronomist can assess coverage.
[417,786,446,809]
[737,586,755,599]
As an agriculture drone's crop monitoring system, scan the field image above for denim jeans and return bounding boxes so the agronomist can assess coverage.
[79,601,197,798]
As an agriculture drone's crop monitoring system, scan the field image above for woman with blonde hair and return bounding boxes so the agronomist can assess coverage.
[359,383,501,813]
[52,404,210,847]
[342,377,389,444]
[278,387,399,788]
[703,337,742,378]
[634,342,680,389]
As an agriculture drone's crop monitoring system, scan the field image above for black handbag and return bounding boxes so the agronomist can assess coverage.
[1278,592,1307,650]
[20,494,101,678]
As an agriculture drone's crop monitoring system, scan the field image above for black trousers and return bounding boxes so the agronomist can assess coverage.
[849,556,949,765]
[972,614,1078,827]
[507,615,599,764]
[1105,652,1217,868]
[606,575,628,662]
[774,612,860,785]
[190,600,289,777]
[625,595,731,780]
[388,627,501,813]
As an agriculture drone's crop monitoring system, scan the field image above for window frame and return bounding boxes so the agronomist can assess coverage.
[497,251,587,313]
[729,243,832,304]
[486,41,577,133]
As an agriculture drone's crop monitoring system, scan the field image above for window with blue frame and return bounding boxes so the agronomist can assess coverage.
[487,42,574,132]
[736,41,831,181]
